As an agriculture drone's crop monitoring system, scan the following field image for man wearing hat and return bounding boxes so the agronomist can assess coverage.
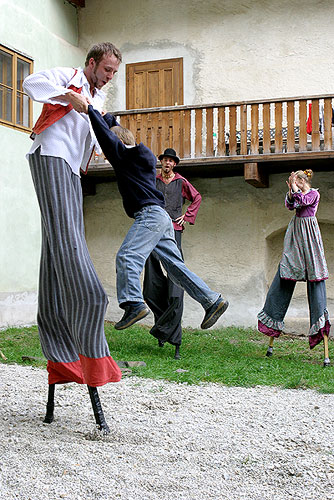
[143,148,202,359]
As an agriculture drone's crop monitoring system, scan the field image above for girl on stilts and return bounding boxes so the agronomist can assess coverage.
[257,169,331,365]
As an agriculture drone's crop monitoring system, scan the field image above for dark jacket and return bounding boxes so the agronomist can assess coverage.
[88,105,165,218]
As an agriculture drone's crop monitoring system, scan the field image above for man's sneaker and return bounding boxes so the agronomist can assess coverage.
[115,304,150,330]
[201,296,229,329]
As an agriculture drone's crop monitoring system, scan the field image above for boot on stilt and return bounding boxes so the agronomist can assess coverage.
[43,383,55,424]
[266,337,274,357]
[174,345,181,360]
[87,385,110,434]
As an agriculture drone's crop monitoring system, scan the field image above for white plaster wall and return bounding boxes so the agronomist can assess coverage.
[84,172,334,333]
[79,0,334,333]
[79,0,334,110]
[0,0,85,327]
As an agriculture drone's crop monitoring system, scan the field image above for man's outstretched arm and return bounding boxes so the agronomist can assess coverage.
[86,105,124,164]
[102,112,119,129]
[71,93,124,163]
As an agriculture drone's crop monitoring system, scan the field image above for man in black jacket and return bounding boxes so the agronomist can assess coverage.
[77,100,229,331]
[143,148,202,359]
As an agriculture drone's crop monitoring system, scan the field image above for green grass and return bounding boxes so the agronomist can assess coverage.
[0,326,42,365]
[1,323,333,393]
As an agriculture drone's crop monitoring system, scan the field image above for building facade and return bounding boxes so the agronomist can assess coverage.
[1,0,333,333]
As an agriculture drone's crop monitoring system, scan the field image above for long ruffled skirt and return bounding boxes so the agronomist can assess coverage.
[258,215,330,348]
[280,215,328,281]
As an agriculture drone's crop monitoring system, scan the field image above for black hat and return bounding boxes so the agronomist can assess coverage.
[158,148,180,165]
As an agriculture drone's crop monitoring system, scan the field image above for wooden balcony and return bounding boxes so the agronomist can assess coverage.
[87,94,334,188]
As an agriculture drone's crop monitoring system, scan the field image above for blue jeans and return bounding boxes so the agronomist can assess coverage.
[116,205,220,309]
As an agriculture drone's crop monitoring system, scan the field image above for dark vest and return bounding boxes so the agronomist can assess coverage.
[156,177,183,221]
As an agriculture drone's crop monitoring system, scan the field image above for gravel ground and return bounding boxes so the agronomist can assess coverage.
[0,363,333,500]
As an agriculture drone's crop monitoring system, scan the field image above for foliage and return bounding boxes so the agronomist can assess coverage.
[1,324,333,393]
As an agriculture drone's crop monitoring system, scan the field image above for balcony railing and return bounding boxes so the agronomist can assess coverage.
[89,94,334,186]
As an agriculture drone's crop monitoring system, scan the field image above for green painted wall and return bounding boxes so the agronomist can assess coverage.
[0,0,85,325]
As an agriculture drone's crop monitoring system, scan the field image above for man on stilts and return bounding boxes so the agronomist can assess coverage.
[23,42,123,433]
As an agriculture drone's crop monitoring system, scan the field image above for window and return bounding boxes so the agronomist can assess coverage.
[0,45,33,131]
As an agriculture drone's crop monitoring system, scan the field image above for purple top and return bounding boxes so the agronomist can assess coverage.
[285,188,320,217]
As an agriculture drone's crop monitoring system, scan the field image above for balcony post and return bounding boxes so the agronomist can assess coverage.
[244,162,268,188]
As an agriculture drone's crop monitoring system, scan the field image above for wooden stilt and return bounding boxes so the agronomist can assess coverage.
[323,334,330,367]
[266,336,274,357]
[43,383,55,423]
[87,385,110,434]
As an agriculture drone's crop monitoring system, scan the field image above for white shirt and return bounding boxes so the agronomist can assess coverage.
[23,67,105,176]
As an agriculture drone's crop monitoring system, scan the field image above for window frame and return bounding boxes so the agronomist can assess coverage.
[0,44,33,132]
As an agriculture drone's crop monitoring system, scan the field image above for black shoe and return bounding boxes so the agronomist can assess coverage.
[174,345,181,360]
[158,339,165,348]
[201,296,229,329]
[115,304,149,330]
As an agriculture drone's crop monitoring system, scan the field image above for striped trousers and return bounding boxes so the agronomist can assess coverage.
[29,148,121,386]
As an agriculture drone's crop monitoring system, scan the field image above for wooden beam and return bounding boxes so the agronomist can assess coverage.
[244,162,268,188]
[68,0,85,7]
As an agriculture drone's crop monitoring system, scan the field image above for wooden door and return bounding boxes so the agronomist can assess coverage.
[126,57,183,109]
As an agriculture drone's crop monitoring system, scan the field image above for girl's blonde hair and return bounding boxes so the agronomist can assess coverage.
[295,169,313,186]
